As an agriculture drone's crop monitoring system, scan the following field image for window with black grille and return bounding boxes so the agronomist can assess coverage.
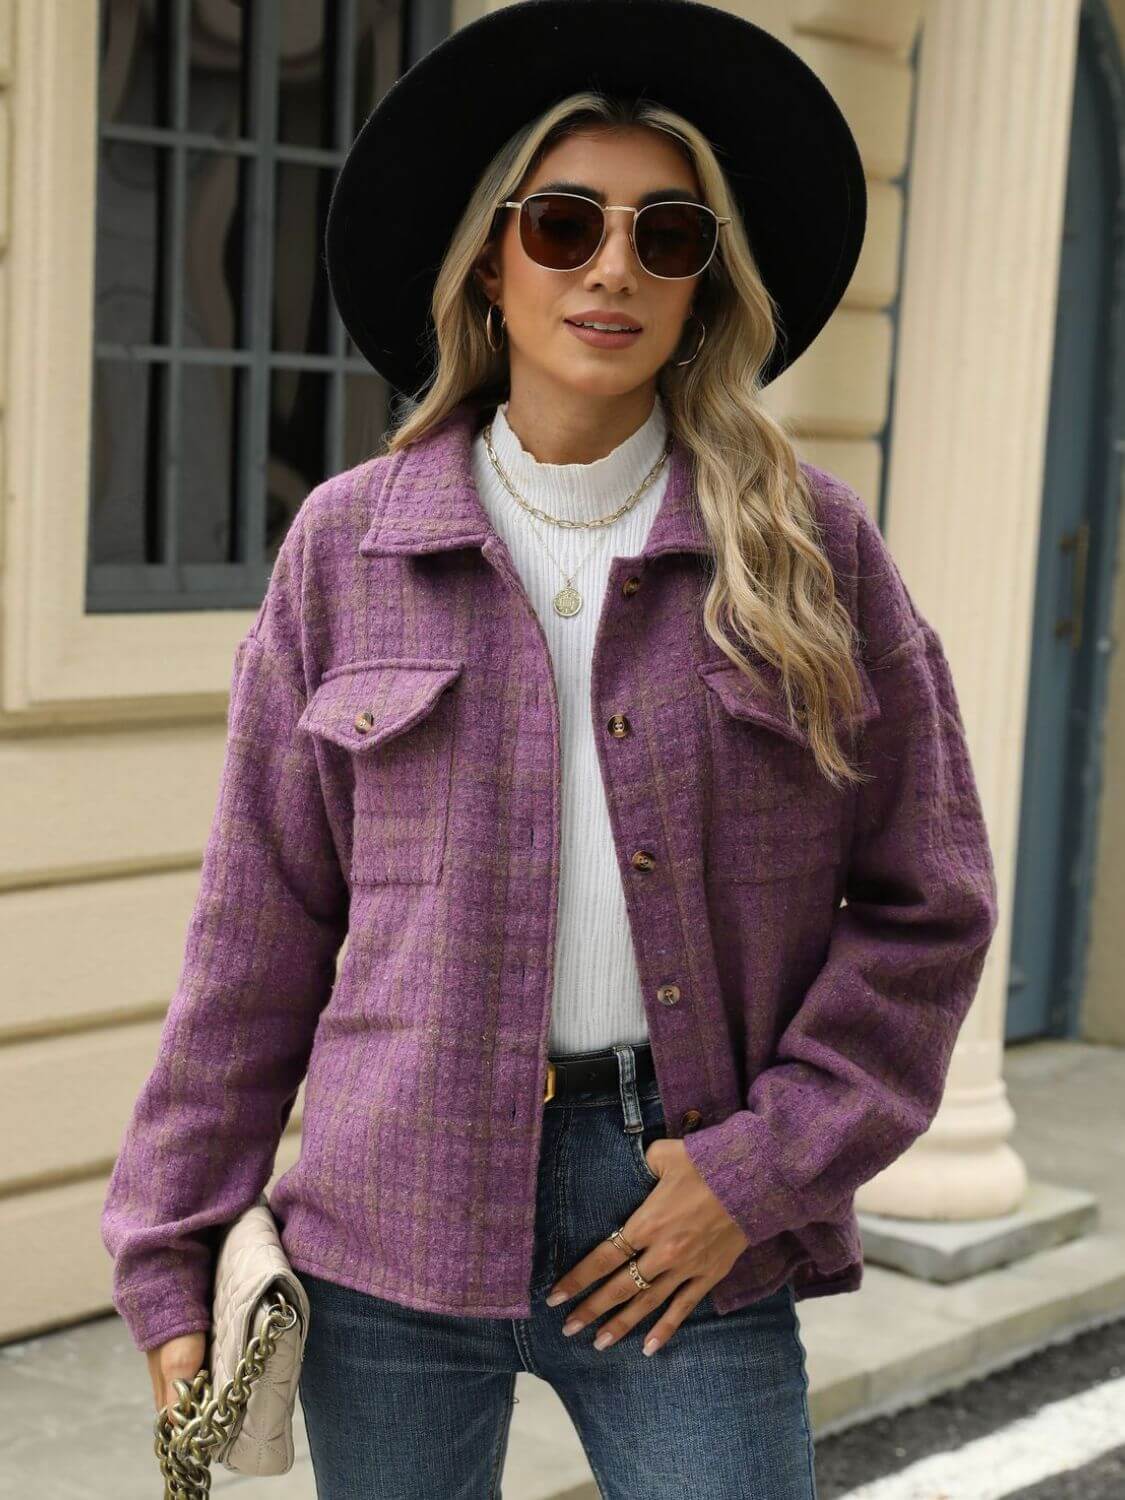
[89,0,439,612]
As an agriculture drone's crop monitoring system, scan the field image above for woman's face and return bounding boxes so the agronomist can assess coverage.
[474,126,705,408]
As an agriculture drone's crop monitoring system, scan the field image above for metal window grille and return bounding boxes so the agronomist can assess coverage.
[88,0,444,612]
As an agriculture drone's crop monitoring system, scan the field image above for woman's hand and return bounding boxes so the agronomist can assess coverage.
[543,1137,750,1356]
[147,1330,208,1415]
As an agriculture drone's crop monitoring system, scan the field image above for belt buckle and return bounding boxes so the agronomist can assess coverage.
[543,1060,557,1104]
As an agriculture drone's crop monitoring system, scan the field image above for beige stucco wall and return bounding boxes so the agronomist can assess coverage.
[0,0,1118,1347]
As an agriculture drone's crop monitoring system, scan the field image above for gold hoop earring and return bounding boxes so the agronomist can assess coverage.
[671,313,706,366]
[485,302,506,352]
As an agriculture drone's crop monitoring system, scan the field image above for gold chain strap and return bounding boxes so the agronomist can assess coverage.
[153,1290,299,1499]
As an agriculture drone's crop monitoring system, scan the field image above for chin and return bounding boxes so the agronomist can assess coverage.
[557,367,653,400]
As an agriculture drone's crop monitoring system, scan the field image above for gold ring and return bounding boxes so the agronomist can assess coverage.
[607,1227,639,1259]
[627,1258,652,1291]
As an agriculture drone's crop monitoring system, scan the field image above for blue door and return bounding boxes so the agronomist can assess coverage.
[1007,2,1124,1040]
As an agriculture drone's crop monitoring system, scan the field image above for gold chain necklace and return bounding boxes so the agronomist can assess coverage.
[481,419,673,617]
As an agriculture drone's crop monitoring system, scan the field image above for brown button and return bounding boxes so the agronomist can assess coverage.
[656,983,681,1006]
[354,710,375,732]
[630,849,656,872]
[607,713,631,738]
[680,1108,704,1132]
[621,575,642,597]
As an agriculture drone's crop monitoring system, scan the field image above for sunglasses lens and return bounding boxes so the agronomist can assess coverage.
[520,194,604,270]
[516,195,719,278]
[636,204,717,278]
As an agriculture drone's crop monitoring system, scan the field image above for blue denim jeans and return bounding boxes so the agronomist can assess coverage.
[297,1042,819,1498]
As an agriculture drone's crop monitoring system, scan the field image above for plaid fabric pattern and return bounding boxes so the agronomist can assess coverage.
[101,399,1000,1352]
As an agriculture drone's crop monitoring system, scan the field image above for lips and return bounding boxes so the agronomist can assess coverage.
[565,313,643,331]
[564,320,644,350]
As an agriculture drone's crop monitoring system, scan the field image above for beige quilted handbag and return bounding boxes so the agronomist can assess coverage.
[153,1192,311,1497]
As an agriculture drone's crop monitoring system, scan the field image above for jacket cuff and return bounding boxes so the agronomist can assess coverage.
[113,1270,213,1355]
[680,1109,799,1247]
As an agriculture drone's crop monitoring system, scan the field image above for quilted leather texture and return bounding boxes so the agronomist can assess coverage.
[210,1193,311,1476]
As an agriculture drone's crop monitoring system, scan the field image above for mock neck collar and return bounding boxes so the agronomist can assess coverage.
[357,397,712,561]
[482,396,670,524]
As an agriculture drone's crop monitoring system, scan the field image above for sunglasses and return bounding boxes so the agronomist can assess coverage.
[497,191,731,280]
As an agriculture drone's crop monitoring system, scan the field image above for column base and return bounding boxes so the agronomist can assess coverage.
[857,1179,1098,1283]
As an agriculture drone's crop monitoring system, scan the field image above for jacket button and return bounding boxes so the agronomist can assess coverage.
[656,983,681,1006]
[630,849,656,872]
[607,713,631,737]
[621,575,642,597]
[680,1108,704,1132]
[354,710,375,732]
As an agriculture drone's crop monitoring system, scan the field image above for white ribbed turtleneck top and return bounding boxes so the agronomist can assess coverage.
[470,395,672,1055]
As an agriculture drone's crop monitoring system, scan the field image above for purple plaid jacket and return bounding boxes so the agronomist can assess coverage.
[101,398,999,1352]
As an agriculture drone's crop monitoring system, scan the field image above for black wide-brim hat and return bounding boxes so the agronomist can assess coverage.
[325,0,866,396]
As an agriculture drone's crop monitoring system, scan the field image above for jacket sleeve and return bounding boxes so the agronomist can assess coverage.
[100,504,349,1353]
[682,496,1001,1248]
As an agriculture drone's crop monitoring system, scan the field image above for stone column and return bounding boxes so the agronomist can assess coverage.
[855,0,1081,1219]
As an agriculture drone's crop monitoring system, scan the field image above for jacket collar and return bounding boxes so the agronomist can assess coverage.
[358,398,713,561]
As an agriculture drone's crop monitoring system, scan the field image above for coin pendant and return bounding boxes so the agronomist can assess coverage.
[553,585,582,617]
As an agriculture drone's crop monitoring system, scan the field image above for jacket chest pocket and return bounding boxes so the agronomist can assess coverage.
[696,656,880,884]
[299,658,464,886]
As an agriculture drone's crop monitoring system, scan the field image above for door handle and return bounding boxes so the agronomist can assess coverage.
[1055,519,1089,652]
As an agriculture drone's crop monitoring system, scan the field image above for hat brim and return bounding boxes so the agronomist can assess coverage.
[325,0,866,395]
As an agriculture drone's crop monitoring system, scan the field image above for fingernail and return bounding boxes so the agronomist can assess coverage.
[643,1337,660,1356]
[593,1330,614,1350]
[545,1289,566,1306]
[562,1319,582,1335]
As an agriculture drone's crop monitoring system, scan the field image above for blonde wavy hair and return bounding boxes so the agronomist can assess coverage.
[383,91,871,790]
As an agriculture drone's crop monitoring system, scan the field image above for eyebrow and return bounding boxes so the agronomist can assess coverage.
[531,179,702,207]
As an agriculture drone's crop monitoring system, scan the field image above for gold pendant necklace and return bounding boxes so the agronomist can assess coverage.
[481,420,673,618]
[511,511,615,617]
[553,583,583,618]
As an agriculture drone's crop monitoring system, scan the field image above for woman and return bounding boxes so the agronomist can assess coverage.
[101,3,999,1496]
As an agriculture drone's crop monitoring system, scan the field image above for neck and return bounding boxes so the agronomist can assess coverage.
[501,387,661,465]
[484,392,670,526]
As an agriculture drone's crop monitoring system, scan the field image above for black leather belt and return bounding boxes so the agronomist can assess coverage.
[543,1043,657,1103]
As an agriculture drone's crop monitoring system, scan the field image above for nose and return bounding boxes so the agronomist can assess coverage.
[586,208,641,286]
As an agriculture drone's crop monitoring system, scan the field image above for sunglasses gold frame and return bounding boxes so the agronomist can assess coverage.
[497,191,731,280]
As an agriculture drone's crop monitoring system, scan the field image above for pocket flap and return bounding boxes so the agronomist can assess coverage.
[696,656,880,744]
[299,658,464,752]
